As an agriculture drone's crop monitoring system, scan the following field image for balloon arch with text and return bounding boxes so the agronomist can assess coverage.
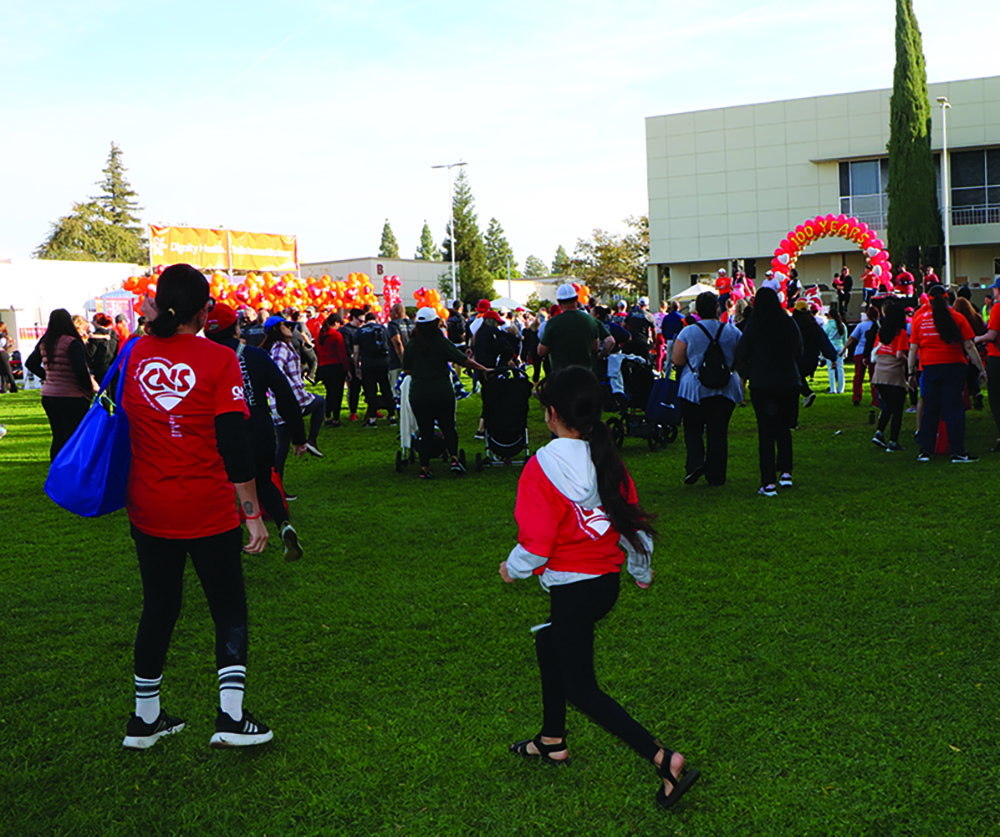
[769,213,890,305]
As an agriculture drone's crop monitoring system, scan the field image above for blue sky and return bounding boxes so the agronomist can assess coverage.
[2,0,997,270]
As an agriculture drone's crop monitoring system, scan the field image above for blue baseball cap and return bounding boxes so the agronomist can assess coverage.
[264,315,293,331]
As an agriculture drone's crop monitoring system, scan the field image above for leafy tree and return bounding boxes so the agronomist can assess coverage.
[379,219,400,259]
[525,291,553,312]
[439,169,493,302]
[37,142,147,263]
[551,245,571,276]
[415,221,440,260]
[886,0,941,271]
[569,215,649,302]
[524,255,548,277]
[484,217,519,278]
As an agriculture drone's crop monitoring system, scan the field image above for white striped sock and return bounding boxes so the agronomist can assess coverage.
[134,674,162,724]
[218,665,246,722]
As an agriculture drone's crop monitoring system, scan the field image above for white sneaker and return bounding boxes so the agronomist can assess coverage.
[305,442,323,457]
[778,473,793,487]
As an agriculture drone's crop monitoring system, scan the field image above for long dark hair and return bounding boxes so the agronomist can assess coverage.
[260,324,289,353]
[827,305,845,338]
[150,264,209,338]
[42,308,80,361]
[536,367,655,556]
[319,312,342,345]
[928,285,963,344]
[878,301,906,344]
[411,320,444,345]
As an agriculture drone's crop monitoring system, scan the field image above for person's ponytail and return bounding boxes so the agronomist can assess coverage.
[537,367,656,558]
[928,285,962,344]
[150,264,209,338]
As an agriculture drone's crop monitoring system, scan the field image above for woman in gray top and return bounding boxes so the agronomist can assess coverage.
[672,292,742,487]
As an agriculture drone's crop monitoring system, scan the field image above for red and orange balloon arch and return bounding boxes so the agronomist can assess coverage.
[770,213,891,289]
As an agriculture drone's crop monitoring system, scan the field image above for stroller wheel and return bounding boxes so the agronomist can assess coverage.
[607,417,625,448]
[395,450,403,473]
[475,452,483,472]
[647,427,663,453]
[459,448,466,468]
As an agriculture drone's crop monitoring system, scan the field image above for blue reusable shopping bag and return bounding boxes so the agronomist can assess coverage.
[645,374,681,427]
[44,339,136,517]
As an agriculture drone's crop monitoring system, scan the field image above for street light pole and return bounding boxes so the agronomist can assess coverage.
[936,96,952,287]
[431,161,467,304]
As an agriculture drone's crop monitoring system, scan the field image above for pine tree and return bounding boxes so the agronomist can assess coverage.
[886,0,942,272]
[524,255,548,277]
[551,245,570,275]
[484,217,518,277]
[415,221,440,260]
[379,219,400,258]
[37,142,147,263]
[439,169,493,302]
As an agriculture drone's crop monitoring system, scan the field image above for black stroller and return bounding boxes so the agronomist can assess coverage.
[394,375,466,474]
[474,366,533,471]
[605,354,678,451]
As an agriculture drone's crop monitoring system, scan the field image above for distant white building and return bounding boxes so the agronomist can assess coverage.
[645,74,1000,310]
[300,256,454,307]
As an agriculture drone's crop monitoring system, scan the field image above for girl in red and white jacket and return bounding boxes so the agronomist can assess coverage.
[499,366,700,811]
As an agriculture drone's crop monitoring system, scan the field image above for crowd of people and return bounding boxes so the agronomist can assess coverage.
[11,261,1000,812]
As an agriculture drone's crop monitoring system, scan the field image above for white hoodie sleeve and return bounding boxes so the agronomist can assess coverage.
[505,543,548,579]
[620,531,653,586]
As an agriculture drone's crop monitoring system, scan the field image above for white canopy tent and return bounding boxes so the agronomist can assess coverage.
[668,282,717,303]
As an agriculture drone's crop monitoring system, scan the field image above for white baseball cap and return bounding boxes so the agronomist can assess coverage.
[415,307,439,323]
[556,283,578,301]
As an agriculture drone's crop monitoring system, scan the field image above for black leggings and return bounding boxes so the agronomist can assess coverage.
[749,387,797,486]
[317,364,347,421]
[253,433,288,525]
[131,524,248,680]
[535,573,659,762]
[41,395,90,461]
[410,396,457,467]
[875,384,906,442]
[362,368,395,420]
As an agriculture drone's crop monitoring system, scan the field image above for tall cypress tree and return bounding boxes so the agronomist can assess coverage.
[379,219,400,258]
[484,217,518,277]
[886,0,942,272]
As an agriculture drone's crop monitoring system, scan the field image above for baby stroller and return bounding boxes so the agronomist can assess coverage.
[605,354,678,451]
[394,375,466,474]
[474,366,533,471]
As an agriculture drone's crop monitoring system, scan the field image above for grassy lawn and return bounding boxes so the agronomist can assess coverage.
[1,367,998,836]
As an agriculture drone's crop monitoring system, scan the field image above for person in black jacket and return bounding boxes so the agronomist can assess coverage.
[205,303,308,561]
[736,288,804,496]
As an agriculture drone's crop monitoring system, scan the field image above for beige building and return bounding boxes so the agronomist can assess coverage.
[645,75,1000,310]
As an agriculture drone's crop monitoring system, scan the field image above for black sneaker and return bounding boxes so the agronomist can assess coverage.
[284,492,298,502]
[305,442,323,457]
[450,459,466,474]
[474,431,485,440]
[122,711,186,750]
[916,451,931,462]
[209,708,273,748]
[951,453,979,463]
[364,419,377,428]
[683,465,705,486]
[872,431,887,448]
[280,523,302,562]
[886,441,905,452]
[802,392,816,408]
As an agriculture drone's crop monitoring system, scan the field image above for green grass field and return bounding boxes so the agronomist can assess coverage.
[1,369,998,836]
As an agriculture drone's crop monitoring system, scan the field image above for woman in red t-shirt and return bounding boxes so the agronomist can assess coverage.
[120,264,273,751]
[315,312,351,427]
[974,278,1000,450]
[871,302,909,451]
[907,285,986,461]
[498,367,700,811]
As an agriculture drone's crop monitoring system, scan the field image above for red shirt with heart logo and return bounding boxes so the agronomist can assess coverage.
[122,333,249,538]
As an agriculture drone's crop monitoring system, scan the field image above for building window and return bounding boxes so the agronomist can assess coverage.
[839,159,889,230]
[949,148,1000,226]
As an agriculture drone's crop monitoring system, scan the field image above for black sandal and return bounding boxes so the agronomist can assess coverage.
[655,748,700,810]
[509,735,570,765]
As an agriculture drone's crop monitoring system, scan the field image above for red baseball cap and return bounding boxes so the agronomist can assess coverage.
[205,302,237,333]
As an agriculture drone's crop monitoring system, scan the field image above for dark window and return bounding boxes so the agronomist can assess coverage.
[951,150,985,188]
[952,187,986,208]
[839,162,850,195]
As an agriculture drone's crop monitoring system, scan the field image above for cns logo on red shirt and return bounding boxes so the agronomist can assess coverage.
[137,359,196,412]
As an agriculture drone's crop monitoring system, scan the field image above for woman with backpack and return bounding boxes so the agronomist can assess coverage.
[736,287,803,496]
[671,291,742,487]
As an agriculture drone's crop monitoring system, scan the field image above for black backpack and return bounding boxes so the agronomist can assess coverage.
[446,313,466,343]
[692,322,731,389]
[368,324,389,357]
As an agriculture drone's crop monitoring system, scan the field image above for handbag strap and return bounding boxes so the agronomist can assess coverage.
[94,336,137,405]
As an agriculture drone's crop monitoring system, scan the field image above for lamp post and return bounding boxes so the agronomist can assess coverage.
[936,96,952,287]
[431,161,467,303]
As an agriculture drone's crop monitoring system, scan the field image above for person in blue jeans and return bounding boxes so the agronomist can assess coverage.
[908,286,986,462]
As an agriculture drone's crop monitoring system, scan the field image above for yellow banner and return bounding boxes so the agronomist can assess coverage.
[149,226,298,272]
[228,230,298,272]
[150,225,229,270]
